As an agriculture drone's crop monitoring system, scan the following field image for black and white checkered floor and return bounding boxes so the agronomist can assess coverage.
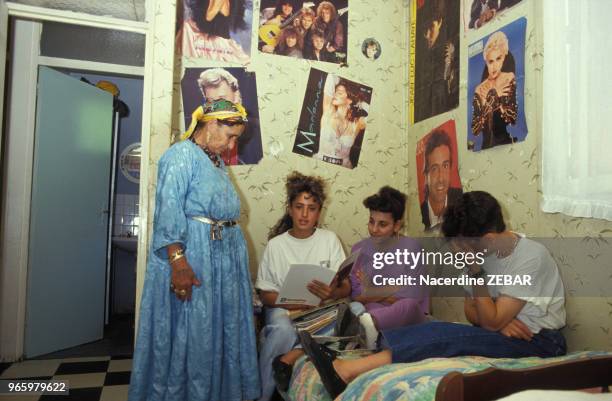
[0,355,131,401]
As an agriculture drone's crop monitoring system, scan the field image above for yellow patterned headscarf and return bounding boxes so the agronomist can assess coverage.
[181,99,248,141]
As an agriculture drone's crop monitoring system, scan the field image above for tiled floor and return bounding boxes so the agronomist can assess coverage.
[0,355,131,401]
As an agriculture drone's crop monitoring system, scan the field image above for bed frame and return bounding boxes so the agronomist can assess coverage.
[435,355,612,401]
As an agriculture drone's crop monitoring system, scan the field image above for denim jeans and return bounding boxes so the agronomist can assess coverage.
[381,321,567,363]
[258,308,297,401]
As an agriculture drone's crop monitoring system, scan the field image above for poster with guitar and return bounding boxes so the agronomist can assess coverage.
[258,0,348,65]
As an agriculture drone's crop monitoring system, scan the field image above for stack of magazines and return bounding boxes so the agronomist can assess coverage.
[292,300,367,351]
[292,302,340,334]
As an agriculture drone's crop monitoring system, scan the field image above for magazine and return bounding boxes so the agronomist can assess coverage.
[276,264,337,306]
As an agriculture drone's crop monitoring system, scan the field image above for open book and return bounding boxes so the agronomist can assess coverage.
[276,251,361,307]
[276,264,336,306]
[334,250,361,283]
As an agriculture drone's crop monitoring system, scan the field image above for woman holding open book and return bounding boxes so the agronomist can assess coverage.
[254,171,350,401]
[349,186,430,348]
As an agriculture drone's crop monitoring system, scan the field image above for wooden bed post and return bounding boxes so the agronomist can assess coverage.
[435,355,612,401]
[435,371,464,401]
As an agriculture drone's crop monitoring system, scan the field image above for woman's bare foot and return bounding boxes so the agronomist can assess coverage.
[332,359,352,383]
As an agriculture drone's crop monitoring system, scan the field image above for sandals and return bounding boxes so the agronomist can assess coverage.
[272,346,338,393]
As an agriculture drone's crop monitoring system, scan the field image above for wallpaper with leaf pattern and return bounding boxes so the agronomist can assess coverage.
[141,0,612,352]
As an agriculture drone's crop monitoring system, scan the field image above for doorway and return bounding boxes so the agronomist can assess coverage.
[0,16,144,360]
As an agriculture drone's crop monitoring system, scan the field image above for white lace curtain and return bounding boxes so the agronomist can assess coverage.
[541,0,612,221]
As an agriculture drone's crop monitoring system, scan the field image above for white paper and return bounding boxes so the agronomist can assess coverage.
[276,264,337,306]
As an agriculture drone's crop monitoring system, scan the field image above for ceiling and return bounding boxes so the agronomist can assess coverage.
[10,0,147,21]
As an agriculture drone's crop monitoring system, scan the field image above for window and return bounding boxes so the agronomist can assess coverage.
[541,0,612,221]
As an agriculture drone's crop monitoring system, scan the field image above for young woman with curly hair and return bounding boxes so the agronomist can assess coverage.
[348,186,429,349]
[255,171,349,401]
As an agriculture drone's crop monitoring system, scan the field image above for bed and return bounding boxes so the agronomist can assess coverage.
[287,351,612,401]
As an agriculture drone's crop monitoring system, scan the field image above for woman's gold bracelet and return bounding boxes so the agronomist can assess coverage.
[169,248,185,264]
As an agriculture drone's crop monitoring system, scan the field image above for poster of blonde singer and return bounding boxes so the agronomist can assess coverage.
[181,67,263,165]
[467,17,527,151]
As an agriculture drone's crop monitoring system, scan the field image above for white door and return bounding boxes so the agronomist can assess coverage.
[24,66,113,357]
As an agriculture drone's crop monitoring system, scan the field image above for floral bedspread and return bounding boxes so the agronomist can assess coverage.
[288,351,612,401]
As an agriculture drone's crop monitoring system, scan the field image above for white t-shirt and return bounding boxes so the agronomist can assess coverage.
[480,236,566,333]
[427,195,447,229]
[255,228,346,293]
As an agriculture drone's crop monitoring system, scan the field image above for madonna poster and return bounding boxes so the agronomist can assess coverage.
[292,68,372,169]
[467,17,527,151]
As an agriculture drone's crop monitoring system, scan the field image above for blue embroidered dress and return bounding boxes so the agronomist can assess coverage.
[128,140,260,401]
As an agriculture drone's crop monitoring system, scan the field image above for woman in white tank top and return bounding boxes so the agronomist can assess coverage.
[315,75,367,168]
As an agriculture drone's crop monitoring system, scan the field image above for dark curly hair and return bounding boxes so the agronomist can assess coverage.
[418,0,445,30]
[423,129,452,175]
[276,26,304,55]
[335,80,368,122]
[441,191,506,238]
[268,171,327,239]
[273,0,299,17]
[363,186,407,222]
[182,0,247,36]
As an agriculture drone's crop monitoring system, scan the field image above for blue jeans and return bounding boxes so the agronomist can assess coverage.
[258,307,298,401]
[382,322,567,363]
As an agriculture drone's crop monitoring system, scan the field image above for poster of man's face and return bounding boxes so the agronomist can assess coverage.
[463,0,524,31]
[181,68,263,165]
[410,0,460,124]
[292,68,372,169]
[176,0,252,63]
[257,0,348,65]
[467,17,527,152]
[416,120,463,231]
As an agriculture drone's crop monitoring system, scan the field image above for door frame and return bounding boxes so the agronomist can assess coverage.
[0,2,153,362]
[0,0,8,159]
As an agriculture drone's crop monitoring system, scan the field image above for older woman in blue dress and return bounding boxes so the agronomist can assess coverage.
[128,99,260,401]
